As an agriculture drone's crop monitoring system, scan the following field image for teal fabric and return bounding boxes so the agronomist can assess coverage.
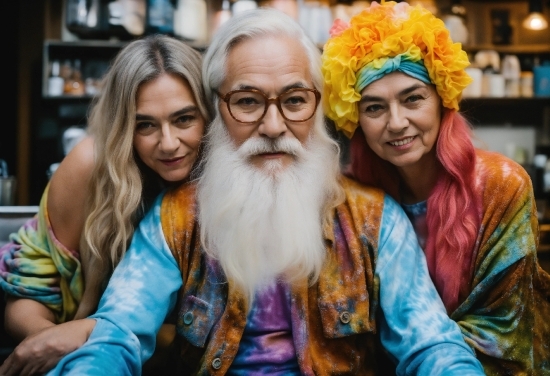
[355,55,431,92]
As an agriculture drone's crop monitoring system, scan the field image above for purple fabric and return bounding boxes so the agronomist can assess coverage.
[227,281,300,375]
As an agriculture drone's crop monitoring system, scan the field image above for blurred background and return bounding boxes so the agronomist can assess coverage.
[0,0,549,206]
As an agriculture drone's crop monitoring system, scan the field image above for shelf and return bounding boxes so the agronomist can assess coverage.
[461,97,550,104]
[42,40,127,98]
[460,96,549,127]
[45,40,129,49]
[41,94,95,100]
[463,44,550,54]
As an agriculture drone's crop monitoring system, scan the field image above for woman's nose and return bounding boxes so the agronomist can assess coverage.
[159,127,179,152]
[386,105,408,132]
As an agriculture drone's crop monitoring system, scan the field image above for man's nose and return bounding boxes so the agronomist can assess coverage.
[258,103,287,138]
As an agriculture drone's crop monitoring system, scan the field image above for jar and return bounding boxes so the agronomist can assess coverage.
[520,71,534,98]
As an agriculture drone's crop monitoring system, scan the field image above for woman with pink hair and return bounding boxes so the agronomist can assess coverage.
[322,1,550,375]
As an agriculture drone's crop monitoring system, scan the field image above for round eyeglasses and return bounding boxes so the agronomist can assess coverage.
[218,88,321,124]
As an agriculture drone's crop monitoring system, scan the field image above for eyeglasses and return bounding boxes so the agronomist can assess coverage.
[218,88,321,124]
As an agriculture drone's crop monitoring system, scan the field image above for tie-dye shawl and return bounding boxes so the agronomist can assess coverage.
[449,149,550,375]
[405,149,550,375]
[0,184,83,323]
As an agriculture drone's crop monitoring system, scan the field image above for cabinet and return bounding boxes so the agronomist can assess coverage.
[42,40,127,98]
[29,41,127,204]
[460,97,550,128]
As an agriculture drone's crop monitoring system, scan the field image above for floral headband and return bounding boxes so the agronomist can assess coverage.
[321,1,472,138]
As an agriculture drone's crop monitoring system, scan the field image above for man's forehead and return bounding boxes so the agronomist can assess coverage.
[222,35,312,92]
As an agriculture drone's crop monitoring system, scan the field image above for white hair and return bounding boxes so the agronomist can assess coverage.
[197,7,345,304]
[197,114,342,303]
[202,7,324,106]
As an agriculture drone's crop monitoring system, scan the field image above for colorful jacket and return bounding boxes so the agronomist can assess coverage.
[403,149,550,375]
[0,184,83,322]
[48,176,485,376]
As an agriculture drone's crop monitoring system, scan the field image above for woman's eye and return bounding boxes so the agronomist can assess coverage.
[175,112,201,128]
[406,94,423,103]
[176,115,195,124]
[363,104,383,113]
[135,122,155,134]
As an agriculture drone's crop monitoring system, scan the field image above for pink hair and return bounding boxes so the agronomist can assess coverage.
[347,109,481,313]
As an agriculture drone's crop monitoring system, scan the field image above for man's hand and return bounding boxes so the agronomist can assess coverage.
[0,318,96,376]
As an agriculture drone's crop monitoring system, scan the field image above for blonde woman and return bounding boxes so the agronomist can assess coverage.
[0,34,210,374]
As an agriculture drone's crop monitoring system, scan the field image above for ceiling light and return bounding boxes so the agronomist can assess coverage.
[522,0,548,30]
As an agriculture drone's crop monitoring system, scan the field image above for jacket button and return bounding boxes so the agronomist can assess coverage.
[183,311,194,325]
[212,357,222,370]
[339,311,351,324]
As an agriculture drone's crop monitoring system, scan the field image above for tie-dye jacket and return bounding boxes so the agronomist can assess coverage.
[0,184,83,323]
[402,149,550,376]
[48,176,485,376]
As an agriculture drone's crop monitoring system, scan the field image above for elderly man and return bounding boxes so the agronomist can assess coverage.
[17,8,483,376]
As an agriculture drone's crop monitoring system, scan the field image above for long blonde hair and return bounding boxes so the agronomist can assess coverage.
[82,35,209,284]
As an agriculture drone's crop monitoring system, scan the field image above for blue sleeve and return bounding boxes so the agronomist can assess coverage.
[376,195,485,376]
[47,194,183,375]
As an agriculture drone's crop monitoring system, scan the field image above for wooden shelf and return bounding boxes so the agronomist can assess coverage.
[461,97,550,104]
[459,97,549,127]
[463,44,550,54]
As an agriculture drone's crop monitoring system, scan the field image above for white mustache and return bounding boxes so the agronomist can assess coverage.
[237,137,304,158]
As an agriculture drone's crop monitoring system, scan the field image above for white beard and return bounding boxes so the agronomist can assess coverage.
[197,114,341,302]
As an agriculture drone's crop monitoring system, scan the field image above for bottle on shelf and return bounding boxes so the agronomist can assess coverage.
[501,54,521,97]
[260,0,298,19]
[48,60,65,97]
[174,0,207,43]
[232,0,258,15]
[63,59,85,96]
[520,71,534,98]
[145,0,174,35]
[211,0,232,36]
[70,59,86,96]
[60,60,73,95]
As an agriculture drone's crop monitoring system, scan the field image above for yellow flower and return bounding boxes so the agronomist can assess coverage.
[322,0,473,138]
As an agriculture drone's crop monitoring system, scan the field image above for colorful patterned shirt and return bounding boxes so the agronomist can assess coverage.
[47,176,485,376]
[0,184,83,322]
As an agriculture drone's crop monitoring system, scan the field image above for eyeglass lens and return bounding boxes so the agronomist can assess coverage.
[227,89,317,123]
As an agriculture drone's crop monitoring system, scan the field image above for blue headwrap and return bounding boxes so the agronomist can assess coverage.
[355,54,432,92]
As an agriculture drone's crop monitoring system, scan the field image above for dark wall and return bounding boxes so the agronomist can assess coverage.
[0,1,19,176]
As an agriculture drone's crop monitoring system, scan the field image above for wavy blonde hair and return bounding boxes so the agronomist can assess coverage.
[80,35,210,300]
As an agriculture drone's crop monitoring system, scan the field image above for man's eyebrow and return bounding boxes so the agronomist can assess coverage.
[235,82,312,93]
[282,82,310,91]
